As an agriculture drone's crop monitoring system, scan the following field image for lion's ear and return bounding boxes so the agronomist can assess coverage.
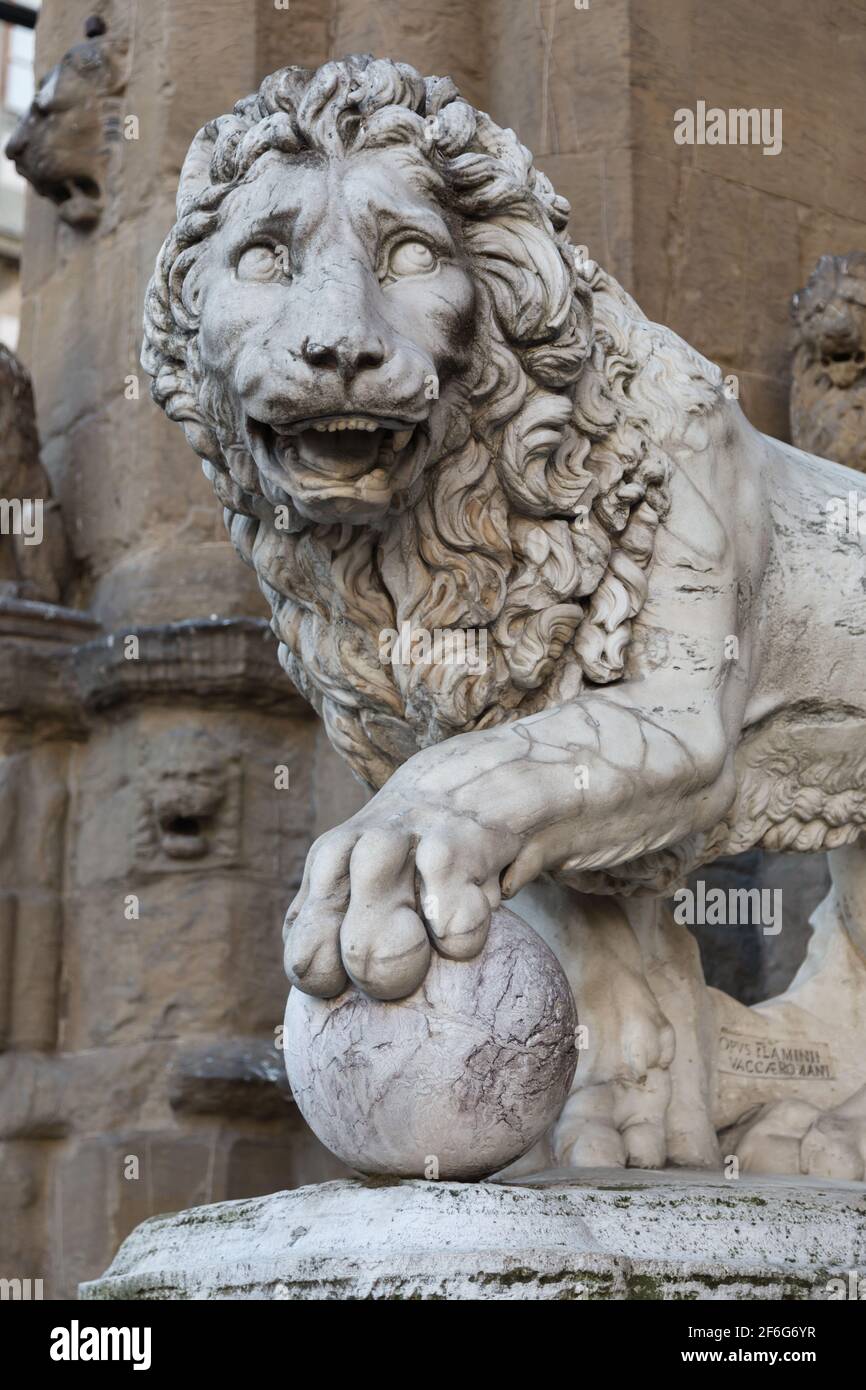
[464,216,575,344]
[177,123,217,218]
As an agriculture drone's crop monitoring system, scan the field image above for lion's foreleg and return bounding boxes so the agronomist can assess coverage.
[480,690,736,897]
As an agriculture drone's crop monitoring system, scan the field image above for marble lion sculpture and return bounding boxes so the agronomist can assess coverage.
[142,56,866,1179]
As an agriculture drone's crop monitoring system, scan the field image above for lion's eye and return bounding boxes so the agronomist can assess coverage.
[386,240,437,279]
[237,244,288,282]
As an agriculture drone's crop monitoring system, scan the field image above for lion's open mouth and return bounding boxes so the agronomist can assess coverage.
[818,349,866,389]
[45,173,100,205]
[247,413,424,501]
[27,172,103,226]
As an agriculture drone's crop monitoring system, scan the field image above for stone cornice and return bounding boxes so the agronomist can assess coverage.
[0,605,307,724]
[0,598,101,724]
[70,617,305,715]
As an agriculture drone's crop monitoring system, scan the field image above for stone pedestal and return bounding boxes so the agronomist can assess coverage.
[80,1170,866,1301]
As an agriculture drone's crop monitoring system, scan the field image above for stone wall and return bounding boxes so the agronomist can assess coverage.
[0,607,362,1297]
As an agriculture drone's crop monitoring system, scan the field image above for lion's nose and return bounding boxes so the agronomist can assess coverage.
[5,120,28,162]
[301,333,386,383]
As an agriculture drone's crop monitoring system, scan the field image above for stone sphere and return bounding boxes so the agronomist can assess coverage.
[283,907,578,1180]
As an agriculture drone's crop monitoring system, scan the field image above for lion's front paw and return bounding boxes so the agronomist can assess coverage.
[283,797,521,1000]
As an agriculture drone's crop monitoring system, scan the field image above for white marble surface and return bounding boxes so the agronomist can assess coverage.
[284,908,577,1179]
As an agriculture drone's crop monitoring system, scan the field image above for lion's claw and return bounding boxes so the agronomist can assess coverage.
[284,795,519,1000]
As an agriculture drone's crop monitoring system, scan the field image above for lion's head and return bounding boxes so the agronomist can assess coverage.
[791,252,866,471]
[5,17,127,229]
[143,55,722,788]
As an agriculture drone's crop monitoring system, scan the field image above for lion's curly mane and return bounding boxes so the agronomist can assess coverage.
[142,55,723,788]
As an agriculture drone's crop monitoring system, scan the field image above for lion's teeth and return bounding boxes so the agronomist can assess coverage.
[392,428,413,450]
[310,417,381,433]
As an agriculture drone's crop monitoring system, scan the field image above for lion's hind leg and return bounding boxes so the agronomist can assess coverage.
[513,881,677,1170]
[552,1045,674,1170]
